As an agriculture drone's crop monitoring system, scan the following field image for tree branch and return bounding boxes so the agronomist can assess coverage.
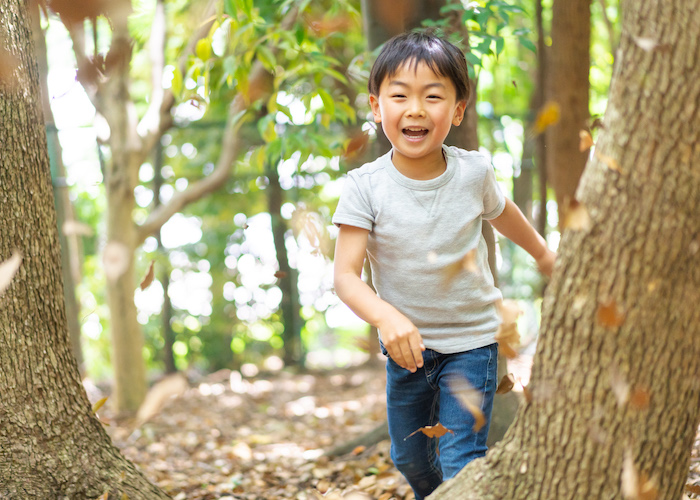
[136,0,166,141]
[64,20,100,110]
[137,0,217,162]
[135,6,300,244]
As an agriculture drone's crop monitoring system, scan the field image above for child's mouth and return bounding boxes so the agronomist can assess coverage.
[403,127,428,139]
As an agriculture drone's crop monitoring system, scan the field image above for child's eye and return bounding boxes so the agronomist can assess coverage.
[392,94,406,99]
[427,95,443,100]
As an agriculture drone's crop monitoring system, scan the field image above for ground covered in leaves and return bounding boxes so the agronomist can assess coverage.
[95,360,700,500]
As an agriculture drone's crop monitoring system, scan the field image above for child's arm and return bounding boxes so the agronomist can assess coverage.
[489,199,556,277]
[333,224,426,372]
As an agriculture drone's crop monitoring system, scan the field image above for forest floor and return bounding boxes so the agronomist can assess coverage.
[97,355,700,500]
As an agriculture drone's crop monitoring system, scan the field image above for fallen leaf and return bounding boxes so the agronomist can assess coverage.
[351,445,366,455]
[98,492,109,500]
[562,198,592,231]
[496,374,516,394]
[447,376,486,432]
[103,241,130,282]
[579,130,595,152]
[685,484,700,495]
[534,101,560,134]
[598,299,625,328]
[622,448,658,500]
[406,422,454,440]
[0,252,22,297]
[92,396,109,414]
[139,260,155,290]
[134,373,189,428]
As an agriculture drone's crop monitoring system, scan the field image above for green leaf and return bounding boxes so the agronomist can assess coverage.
[196,38,212,61]
[465,52,481,67]
[257,45,276,71]
[316,89,335,116]
[519,37,537,53]
[171,67,183,97]
[495,36,505,57]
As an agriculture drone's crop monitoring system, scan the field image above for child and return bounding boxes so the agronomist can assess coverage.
[332,30,555,499]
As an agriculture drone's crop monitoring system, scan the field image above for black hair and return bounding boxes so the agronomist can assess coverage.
[368,29,470,103]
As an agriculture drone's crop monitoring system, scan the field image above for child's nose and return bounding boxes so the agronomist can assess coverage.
[406,103,426,118]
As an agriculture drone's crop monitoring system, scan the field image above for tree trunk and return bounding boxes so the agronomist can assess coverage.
[546,0,591,227]
[30,0,84,371]
[0,1,168,496]
[267,167,303,367]
[431,0,700,497]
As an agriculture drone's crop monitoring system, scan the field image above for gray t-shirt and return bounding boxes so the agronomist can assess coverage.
[332,145,506,354]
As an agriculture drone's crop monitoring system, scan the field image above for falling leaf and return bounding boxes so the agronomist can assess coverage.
[495,300,522,359]
[92,396,108,414]
[512,80,518,89]
[562,198,592,231]
[343,131,370,160]
[630,387,650,410]
[0,252,22,297]
[622,448,658,500]
[598,299,626,328]
[596,151,623,173]
[134,373,189,428]
[351,445,366,455]
[406,422,454,440]
[579,130,595,152]
[685,484,700,495]
[62,220,94,237]
[521,380,532,403]
[633,37,659,52]
[534,101,561,134]
[103,241,130,282]
[610,366,630,407]
[139,261,155,290]
[443,249,479,283]
[496,373,516,395]
[274,271,288,279]
[447,376,486,432]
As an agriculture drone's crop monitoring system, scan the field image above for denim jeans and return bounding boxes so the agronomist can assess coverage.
[384,343,498,500]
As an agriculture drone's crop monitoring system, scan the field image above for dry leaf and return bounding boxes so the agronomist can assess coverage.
[596,151,623,173]
[579,130,595,152]
[610,366,630,407]
[316,479,332,494]
[447,376,486,432]
[442,248,479,283]
[496,373,516,395]
[351,445,366,455]
[274,271,288,279]
[534,101,561,134]
[598,299,626,328]
[62,220,94,237]
[92,396,108,414]
[622,448,658,500]
[103,241,130,282]
[562,198,592,231]
[139,260,155,290]
[633,37,659,52]
[685,484,700,495]
[98,492,109,500]
[0,252,22,297]
[343,131,370,160]
[630,387,650,410]
[495,300,522,359]
[406,422,454,439]
[134,373,189,428]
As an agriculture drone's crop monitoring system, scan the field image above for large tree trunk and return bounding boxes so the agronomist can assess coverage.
[30,0,84,371]
[546,0,591,227]
[431,0,700,497]
[0,1,168,496]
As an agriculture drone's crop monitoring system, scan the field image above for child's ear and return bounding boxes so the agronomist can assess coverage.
[452,100,467,126]
[369,94,382,123]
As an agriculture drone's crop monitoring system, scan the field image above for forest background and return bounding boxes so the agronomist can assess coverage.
[9,0,700,498]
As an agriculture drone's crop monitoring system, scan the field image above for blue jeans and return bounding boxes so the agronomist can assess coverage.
[384,343,498,500]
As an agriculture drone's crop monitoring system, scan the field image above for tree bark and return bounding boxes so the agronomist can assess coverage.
[431,0,700,497]
[30,0,84,371]
[546,0,591,227]
[0,0,168,496]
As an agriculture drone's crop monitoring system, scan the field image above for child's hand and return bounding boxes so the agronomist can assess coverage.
[378,311,426,373]
[536,248,557,278]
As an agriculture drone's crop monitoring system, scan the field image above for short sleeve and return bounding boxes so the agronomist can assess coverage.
[332,173,375,230]
[481,163,506,220]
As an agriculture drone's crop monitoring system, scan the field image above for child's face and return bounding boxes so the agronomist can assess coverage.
[370,61,466,175]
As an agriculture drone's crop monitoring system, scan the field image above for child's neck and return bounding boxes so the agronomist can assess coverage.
[391,148,447,180]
